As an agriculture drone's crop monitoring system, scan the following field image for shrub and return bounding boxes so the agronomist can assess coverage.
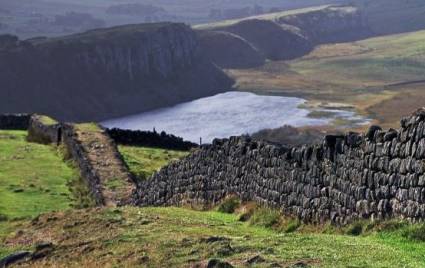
[238,211,253,222]
[249,208,281,228]
[217,196,240,214]
[0,213,8,221]
[285,219,301,233]
[346,222,364,236]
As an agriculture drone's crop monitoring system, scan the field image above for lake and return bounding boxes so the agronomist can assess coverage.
[102,92,368,143]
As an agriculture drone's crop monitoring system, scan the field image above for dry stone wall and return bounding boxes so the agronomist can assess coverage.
[106,128,197,151]
[61,124,137,206]
[0,114,30,130]
[1,113,136,207]
[27,115,61,144]
[137,109,425,225]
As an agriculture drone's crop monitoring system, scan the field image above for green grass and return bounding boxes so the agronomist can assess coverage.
[74,122,102,132]
[118,146,189,179]
[292,30,425,85]
[37,115,58,126]
[2,206,425,267]
[0,130,78,219]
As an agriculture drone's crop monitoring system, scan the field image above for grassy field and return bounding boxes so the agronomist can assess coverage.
[1,206,425,267]
[0,130,77,220]
[229,29,425,129]
[118,146,189,179]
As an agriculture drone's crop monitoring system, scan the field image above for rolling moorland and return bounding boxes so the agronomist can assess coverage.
[229,29,425,129]
[193,0,425,131]
[2,0,425,124]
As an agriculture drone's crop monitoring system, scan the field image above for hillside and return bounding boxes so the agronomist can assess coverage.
[196,1,425,70]
[196,5,370,68]
[3,113,425,266]
[0,23,234,122]
[3,206,425,267]
[229,29,425,128]
[0,127,424,267]
[0,130,80,219]
[197,30,266,69]
[209,19,312,61]
[358,0,425,35]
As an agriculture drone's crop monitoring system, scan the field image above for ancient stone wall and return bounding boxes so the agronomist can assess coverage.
[27,115,61,144]
[137,109,425,225]
[107,128,197,151]
[61,124,105,205]
[0,114,30,130]
[62,124,136,206]
[1,113,136,206]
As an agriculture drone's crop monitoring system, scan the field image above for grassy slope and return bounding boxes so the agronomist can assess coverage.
[0,132,425,266]
[0,130,77,219]
[229,29,425,128]
[1,207,425,267]
[118,146,189,179]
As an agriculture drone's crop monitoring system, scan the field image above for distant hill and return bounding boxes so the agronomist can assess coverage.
[196,1,425,69]
[197,5,371,68]
[0,23,234,122]
[358,0,425,35]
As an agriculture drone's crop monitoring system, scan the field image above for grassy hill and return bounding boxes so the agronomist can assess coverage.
[0,130,78,220]
[359,0,425,35]
[3,206,425,267]
[229,29,425,129]
[1,129,425,266]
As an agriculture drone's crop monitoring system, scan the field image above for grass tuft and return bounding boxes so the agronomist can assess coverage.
[284,219,301,233]
[248,207,281,228]
[217,196,240,214]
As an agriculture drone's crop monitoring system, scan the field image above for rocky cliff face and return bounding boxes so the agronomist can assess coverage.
[197,30,265,69]
[212,19,313,61]
[0,23,234,122]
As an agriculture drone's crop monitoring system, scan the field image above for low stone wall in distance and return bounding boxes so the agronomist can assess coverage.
[137,108,425,225]
[0,114,31,130]
[27,115,61,144]
[107,128,197,150]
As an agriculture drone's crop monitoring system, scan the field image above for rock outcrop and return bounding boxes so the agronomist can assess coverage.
[0,23,234,122]
[197,30,265,69]
[137,108,425,225]
[208,19,312,62]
